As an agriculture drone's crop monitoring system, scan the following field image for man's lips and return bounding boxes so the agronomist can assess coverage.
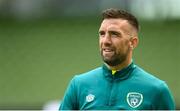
[103,47,114,51]
[102,48,114,53]
[104,49,113,52]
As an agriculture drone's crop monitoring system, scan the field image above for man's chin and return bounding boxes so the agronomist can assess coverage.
[102,57,124,66]
[102,56,113,62]
[103,58,116,66]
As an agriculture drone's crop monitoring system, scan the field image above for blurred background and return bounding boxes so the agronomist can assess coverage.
[0,0,180,110]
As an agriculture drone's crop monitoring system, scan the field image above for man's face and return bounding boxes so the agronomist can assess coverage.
[99,18,133,66]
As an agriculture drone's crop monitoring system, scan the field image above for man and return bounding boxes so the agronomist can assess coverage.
[59,8,175,110]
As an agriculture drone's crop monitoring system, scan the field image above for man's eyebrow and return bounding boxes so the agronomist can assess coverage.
[98,30,105,33]
[108,30,121,35]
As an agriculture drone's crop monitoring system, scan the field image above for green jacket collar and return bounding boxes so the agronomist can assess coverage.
[102,62,136,81]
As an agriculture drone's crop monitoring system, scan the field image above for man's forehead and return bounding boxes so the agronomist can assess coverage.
[99,19,131,31]
[100,19,130,28]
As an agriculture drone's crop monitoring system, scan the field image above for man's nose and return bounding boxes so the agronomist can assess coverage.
[103,34,112,45]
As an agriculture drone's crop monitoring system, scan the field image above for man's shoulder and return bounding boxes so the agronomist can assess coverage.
[134,65,166,87]
[73,66,104,82]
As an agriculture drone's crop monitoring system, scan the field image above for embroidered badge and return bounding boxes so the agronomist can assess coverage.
[127,92,143,108]
[86,94,95,102]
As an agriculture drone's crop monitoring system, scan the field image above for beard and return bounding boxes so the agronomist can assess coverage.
[101,48,129,66]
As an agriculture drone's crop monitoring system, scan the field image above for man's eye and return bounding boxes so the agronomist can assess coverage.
[111,32,119,37]
[99,32,105,37]
[111,33,118,37]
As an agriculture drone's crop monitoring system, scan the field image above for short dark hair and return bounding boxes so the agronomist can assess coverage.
[102,8,139,32]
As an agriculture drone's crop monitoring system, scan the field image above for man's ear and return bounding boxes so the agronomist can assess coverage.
[130,36,139,49]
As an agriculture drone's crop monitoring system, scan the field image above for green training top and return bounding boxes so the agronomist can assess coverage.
[59,62,175,110]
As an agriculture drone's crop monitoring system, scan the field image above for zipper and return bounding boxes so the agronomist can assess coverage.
[108,78,115,106]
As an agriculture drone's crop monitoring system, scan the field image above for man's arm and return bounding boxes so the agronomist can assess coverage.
[59,77,78,110]
[156,82,175,110]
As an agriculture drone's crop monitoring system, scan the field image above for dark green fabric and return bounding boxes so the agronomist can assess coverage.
[60,62,175,110]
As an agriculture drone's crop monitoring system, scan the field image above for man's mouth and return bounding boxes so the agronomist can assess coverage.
[103,48,114,52]
[102,48,115,55]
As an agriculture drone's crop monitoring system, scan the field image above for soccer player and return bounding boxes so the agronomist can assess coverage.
[59,8,175,110]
